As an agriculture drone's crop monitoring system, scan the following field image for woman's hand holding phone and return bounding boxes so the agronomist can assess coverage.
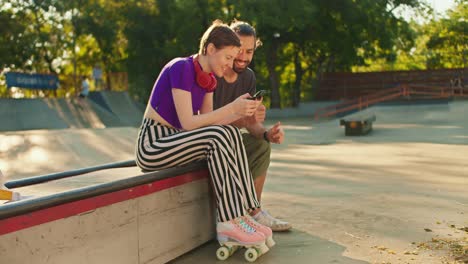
[248,90,269,100]
[231,93,261,117]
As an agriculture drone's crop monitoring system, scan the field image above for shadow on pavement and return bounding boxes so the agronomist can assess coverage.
[169,229,368,264]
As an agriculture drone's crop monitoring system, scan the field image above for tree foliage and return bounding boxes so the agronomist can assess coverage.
[0,0,465,106]
[424,1,467,69]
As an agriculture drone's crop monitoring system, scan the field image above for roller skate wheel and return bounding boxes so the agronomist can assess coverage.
[216,247,230,260]
[244,248,258,262]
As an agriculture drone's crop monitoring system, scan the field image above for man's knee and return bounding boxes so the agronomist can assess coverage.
[242,133,271,179]
[258,138,271,156]
[243,133,271,157]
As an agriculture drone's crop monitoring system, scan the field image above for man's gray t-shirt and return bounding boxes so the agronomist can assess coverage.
[213,68,256,110]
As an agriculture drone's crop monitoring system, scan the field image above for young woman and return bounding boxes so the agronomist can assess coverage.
[135,20,274,255]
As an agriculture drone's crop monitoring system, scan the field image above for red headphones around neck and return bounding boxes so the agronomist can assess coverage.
[193,56,217,92]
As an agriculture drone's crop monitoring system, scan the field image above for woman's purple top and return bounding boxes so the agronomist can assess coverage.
[149,56,207,129]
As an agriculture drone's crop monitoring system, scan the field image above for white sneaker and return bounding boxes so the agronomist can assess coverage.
[253,210,292,232]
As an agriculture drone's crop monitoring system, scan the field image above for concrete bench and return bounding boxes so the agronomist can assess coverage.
[0,162,214,264]
[340,114,376,136]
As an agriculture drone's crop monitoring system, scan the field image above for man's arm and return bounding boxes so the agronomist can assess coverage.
[200,92,240,125]
[246,122,266,139]
[245,121,284,144]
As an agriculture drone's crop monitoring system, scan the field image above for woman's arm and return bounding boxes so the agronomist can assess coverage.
[199,92,214,114]
[199,93,241,125]
[173,89,259,130]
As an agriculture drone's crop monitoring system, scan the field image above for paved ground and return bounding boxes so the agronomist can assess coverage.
[1,101,467,263]
[169,230,367,264]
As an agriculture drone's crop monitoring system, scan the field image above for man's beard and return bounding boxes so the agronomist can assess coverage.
[233,60,250,74]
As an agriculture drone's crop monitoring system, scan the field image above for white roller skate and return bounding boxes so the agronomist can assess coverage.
[253,210,292,232]
[216,217,269,262]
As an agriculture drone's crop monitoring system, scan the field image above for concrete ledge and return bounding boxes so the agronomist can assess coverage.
[0,163,215,264]
[340,114,376,136]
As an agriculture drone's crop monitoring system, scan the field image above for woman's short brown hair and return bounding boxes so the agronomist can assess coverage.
[199,20,241,55]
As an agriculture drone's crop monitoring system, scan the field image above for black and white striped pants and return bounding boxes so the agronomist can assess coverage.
[136,118,260,222]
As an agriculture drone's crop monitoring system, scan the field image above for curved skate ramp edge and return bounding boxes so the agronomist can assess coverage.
[0,99,69,131]
[92,91,144,127]
[88,91,114,113]
[0,97,137,131]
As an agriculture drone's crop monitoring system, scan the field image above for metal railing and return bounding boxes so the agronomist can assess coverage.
[314,84,468,120]
[5,160,137,189]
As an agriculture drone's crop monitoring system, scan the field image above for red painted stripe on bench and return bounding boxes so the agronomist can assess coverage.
[0,169,209,236]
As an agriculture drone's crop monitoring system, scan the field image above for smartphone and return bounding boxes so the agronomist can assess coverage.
[248,90,269,100]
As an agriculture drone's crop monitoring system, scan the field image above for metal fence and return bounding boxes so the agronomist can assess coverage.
[317,68,467,100]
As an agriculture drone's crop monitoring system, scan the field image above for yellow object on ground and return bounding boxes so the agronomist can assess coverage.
[0,189,15,201]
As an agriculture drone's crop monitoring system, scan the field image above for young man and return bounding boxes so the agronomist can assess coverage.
[213,21,291,232]
[79,75,90,99]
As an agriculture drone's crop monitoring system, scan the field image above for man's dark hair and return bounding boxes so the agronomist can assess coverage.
[230,20,262,49]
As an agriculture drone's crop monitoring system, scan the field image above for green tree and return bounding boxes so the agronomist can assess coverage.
[233,0,421,108]
[2,0,452,107]
[2,0,73,74]
[353,1,466,72]
[0,0,75,97]
[232,0,318,108]
[74,0,128,89]
[0,9,32,69]
[425,1,467,69]
[121,0,229,102]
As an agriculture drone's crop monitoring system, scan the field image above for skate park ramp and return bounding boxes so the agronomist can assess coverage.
[44,98,124,129]
[0,127,139,184]
[275,100,468,146]
[0,98,69,131]
[2,100,467,263]
[353,100,468,144]
[88,91,144,127]
[0,92,143,132]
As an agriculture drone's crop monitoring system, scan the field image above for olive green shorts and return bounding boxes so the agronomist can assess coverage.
[242,132,271,180]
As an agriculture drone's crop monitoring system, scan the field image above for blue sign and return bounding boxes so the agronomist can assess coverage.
[5,72,59,90]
